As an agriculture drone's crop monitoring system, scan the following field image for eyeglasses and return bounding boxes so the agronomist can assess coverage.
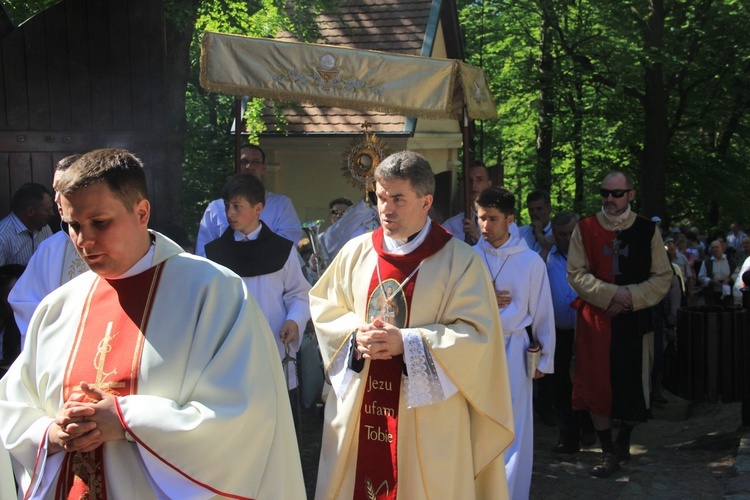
[599,188,632,199]
[330,209,345,217]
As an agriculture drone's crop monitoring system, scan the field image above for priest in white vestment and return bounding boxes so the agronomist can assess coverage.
[474,186,555,500]
[9,154,88,345]
[310,151,514,499]
[9,230,87,344]
[0,149,304,499]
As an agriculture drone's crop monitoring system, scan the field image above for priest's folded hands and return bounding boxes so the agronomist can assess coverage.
[49,381,126,454]
[356,317,404,360]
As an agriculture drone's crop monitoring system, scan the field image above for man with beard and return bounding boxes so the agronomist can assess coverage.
[567,171,671,478]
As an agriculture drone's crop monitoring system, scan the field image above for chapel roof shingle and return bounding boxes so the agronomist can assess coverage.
[261,0,435,135]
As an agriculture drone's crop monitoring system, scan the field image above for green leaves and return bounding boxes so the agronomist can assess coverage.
[458,0,750,227]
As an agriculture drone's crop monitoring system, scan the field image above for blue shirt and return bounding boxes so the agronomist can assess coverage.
[546,245,577,330]
[0,213,52,266]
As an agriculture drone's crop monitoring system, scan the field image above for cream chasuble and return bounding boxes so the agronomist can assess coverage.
[310,223,514,499]
[0,232,304,499]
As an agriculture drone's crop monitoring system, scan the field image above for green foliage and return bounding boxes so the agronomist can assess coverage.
[2,0,58,24]
[179,0,336,236]
[458,0,750,228]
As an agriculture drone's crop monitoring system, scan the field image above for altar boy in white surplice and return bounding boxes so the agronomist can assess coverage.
[204,173,311,399]
[474,186,556,500]
[0,148,303,499]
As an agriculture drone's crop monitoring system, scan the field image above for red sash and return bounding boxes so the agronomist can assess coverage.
[352,223,451,499]
[55,264,163,500]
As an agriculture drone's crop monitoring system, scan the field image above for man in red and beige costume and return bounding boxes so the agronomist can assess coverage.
[567,171,671,478]
[310,150,514,499]
[0,148,303,499]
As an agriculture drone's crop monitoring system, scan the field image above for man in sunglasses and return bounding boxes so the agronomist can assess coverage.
[567,171,671,479]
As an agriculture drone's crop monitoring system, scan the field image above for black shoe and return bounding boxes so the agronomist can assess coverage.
[591,452,620,478]
[550,441,580,454]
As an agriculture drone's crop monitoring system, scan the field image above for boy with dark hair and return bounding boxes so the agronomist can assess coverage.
[474,185,555,499]
[195,144,303,255]
[205,173,311,402]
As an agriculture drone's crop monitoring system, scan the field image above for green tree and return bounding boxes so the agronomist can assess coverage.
[459,0,750,229]
[168,0,336,235]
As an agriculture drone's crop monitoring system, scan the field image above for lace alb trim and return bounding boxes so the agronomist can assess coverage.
[402,328,444,408]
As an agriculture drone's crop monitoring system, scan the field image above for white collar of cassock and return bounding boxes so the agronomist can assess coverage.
[382,218,432,255]
[234,222,263,241]
[478,230,524,256]
[110,243,156,280]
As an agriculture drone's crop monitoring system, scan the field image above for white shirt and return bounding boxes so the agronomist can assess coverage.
[475,233,556,373]
[699,254,732,291]
[443,211,521,246]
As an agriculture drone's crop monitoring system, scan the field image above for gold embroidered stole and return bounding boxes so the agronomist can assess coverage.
[56,264,163,500]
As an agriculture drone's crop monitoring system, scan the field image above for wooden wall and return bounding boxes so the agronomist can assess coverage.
[0,0,170,226]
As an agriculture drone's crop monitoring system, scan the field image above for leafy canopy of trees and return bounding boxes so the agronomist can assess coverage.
[8,0,749,236]
[459,0,749,233]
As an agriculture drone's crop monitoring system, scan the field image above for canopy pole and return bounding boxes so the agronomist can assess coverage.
[234,96,243,174]
[462,105,473,244]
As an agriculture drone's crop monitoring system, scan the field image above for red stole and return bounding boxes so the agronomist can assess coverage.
[353,223,451,500]
[55,264,164,500]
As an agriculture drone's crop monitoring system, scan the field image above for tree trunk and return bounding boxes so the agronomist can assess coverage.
[494,140,505,188]
[535,5,554,193]
[163,0,202,225]
[637,0,667,219]
[572,77,584,215]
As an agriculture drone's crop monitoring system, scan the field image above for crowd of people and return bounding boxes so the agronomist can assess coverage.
[0,145,747,499]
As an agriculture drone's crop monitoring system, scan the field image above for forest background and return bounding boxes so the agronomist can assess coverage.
[6,0,749,235]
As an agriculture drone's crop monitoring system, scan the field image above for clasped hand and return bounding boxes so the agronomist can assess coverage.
[49,382,126,454]
[605,286,633,317]
[356,317,404,360]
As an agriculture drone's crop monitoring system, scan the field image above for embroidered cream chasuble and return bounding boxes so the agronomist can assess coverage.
[0,232,304,499]
[310,232,514,499]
